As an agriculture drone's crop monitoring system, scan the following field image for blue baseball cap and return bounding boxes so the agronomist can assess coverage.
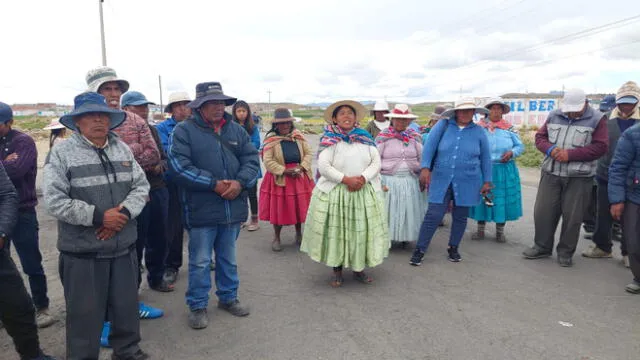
[121,91,156,108]
[0,102,13,124]
[616,95,639,105]
[599,95,616,112]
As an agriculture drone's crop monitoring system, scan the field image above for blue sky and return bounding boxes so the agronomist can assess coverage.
[1,0,639,105]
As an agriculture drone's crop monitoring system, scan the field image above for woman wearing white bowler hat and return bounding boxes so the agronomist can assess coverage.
[365,100,390,139]
[43,118,67,149]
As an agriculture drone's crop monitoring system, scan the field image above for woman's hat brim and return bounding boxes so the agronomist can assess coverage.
[441,106,489,118]
[384,113,418,119]
[60,105,126,132]
[43,123,66,130]
[484,101,511,114]
[272,117,296,124]
[187,95,237,109]
[323,100,367,124]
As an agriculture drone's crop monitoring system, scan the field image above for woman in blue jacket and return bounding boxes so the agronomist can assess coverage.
[410,98,493,266]
[232,101,262,231]
[469,98,524,242]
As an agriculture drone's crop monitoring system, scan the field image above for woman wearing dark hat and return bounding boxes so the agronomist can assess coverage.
[469,98,524,242]
[232,100,262,231]
[259,108,314,251]
[410,97,493,266]
[300,100,388,287]
[377,104,427,248]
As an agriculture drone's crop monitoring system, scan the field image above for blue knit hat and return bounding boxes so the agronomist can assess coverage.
[60,92,126,131]
[0,102,13,124]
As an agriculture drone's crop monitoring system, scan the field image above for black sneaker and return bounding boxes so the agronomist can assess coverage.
[111,349,150,360]
[163,268,178,285]
[447,246,462,262]
[410,249,425,266]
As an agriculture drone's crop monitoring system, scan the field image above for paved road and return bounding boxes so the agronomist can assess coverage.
[3,135,638,360]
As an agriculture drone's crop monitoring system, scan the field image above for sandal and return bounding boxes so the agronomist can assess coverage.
[330,273,344,288]
[247,223,260,231]
[295,233,302,246]
[353,271,373,285]
[271,241,282,252]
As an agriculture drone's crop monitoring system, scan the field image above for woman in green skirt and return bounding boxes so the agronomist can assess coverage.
[300,100,389,287]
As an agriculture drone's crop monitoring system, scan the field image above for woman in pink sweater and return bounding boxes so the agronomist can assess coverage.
[376,104,427,248]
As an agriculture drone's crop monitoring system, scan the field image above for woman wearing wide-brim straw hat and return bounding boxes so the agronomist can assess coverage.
[258,108,315,251]
[300,100,389,287]
[376,104,427,248]
[409,97,493,266]
[469,98,524,242]
[43,117,67,149]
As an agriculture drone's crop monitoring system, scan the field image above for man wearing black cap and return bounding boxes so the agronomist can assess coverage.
[167,82,259,329]
[0,102,55,329]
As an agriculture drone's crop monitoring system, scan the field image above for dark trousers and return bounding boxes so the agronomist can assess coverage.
[593,181,627,254]
[533,173,593,257]
[416,187,470,252]
[165,182,184,271]
[0,248,44,360]
[59,250,141,360]
[623,201,640,282]
[582,184,597,232]
[247,184,258,216]
[6,209,49,310]
[145,187,170,286]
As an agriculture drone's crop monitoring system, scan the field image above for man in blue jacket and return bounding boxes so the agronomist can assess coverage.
[168,82,259,329]
[608,102,640,294]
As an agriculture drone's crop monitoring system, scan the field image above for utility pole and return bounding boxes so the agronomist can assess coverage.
[267,89,272,117]
[99,0,107,65]
[158,75,164,117]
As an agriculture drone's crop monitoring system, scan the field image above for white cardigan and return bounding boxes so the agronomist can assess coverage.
[315,142,382,193]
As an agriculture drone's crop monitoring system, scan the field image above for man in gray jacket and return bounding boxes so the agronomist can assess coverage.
[524,89,608,267]
[43,92,150,360]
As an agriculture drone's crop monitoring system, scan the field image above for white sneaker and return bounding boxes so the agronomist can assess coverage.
[36,308,56,328]
[622,256,630,268]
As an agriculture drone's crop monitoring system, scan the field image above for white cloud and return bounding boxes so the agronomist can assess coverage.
[0,0,638,105]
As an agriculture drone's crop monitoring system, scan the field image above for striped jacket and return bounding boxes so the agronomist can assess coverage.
[43,132,150,257]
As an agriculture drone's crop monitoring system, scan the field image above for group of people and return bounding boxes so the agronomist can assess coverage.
[1,68,639,360]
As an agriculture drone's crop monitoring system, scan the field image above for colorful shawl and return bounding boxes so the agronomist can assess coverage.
[375,127,422,146]
[317,125,376,154]
[478,119,513,133]
[259,129,305,157]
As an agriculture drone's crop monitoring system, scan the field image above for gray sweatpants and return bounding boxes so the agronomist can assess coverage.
[533,172,593,258]
[59,249,141,360]
[623,201,640,282]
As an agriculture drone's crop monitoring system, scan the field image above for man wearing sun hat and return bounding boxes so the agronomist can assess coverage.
[583,81,640,266]
[156,91,192,284]
[121,91,175,293]
[0,102,56,329]
[43,92,150,360]
[167,81,259,329]
[85,66,164,326]
[524,88,608,267]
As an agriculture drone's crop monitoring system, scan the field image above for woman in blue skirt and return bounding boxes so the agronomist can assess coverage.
[469,98,524,242]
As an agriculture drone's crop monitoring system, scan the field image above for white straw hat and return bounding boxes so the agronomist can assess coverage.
[441,97,489,118]
[164,91,192,113]
[384,104,418,119]
[43,118,65,130]
[484,97,511,114]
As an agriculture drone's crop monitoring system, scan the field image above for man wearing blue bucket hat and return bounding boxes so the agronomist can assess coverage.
[121,90,174,293]
[168,81,259,329]
[43,92,150,360]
